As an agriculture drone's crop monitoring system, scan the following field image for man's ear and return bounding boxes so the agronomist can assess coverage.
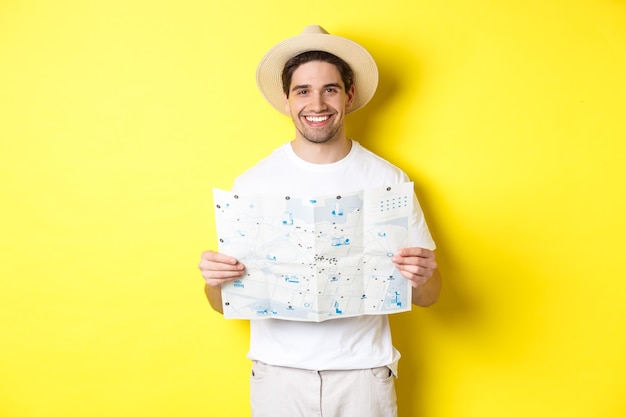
[345,84,356,109]
[283,94,290,113]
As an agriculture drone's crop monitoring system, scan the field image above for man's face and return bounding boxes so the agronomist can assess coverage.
[284,61,355,145]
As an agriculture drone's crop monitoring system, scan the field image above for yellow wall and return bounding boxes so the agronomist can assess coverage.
[1,1,625,416]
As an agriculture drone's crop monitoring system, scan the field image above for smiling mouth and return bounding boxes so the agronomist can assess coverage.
[304,115,330,123]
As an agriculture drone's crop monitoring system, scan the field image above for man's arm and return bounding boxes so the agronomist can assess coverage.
[411,267,441,307]
[392,247,441,307]
[198,250,246,314]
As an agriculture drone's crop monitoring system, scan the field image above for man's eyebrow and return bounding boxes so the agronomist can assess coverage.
[290,83,342,92]
[291,84,311,92]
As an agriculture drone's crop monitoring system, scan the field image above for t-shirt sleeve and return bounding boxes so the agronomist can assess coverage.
[409,193,436,250]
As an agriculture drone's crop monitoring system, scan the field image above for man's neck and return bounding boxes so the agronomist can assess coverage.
[291,136,352,164]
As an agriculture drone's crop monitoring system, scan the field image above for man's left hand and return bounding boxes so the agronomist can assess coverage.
[391,247,438,288]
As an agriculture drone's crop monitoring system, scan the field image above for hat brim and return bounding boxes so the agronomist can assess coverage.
[256,32,379,116]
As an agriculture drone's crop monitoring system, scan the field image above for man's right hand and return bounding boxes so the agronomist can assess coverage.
[198,250,246,288]
[198,250,246,313]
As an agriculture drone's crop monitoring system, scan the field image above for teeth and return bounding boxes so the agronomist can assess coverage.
[305,116,329,123]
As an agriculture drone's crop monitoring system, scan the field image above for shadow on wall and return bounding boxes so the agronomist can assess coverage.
[343,33,483,416]
[344,35,403,148]
[389,255,482,417]
[345,26,563,417]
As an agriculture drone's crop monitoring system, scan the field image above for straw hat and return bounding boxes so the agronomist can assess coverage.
[256,25,379,116]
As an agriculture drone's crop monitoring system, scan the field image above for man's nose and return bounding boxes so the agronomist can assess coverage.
[310,93,326,111]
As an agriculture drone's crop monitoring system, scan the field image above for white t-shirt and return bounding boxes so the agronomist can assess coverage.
[232,140,435,373]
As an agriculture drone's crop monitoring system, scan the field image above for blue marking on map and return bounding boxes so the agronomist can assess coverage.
[284,275,300,284]
[282,212,294,225]
[331,237,350,247]
[333,301,343,314]
[331,204,344,216]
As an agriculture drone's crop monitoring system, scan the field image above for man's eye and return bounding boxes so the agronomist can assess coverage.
[297,90,308,95]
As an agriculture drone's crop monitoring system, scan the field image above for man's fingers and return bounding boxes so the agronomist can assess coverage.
[393,248,436,270]
[198,250,246,287]
[397,264,428,277]
[201,265,246,288]
[201,250,240,265]
[199,250,244,271]
[202,269,244,279]
[392,255,435,268]
[395,247,432,258]
[199,259,244,272]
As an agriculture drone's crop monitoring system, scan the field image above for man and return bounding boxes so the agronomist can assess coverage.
[199,25,441,417]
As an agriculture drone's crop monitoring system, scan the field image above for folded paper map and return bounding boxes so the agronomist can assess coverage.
[213,182,415,322]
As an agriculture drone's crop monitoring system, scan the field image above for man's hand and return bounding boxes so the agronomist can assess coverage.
[198,250,246,288]
[392,247,441,307]
[391,247,437,287]
[198,250,246,313]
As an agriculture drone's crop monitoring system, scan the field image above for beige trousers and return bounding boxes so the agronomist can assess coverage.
[249,361,398,417]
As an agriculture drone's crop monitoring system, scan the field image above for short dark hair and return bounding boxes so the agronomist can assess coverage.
[281,50,354,97]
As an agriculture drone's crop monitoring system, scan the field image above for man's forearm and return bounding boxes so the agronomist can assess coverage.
[204,284,225,314]
[412,269,442,307]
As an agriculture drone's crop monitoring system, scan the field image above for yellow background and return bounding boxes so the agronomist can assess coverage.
[1,0,625,416]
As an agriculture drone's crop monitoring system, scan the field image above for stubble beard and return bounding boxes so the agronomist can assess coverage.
[294,113,342,145]
[296,125,342,144]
